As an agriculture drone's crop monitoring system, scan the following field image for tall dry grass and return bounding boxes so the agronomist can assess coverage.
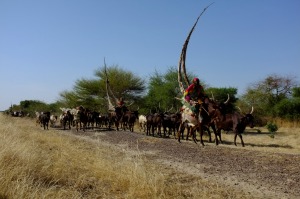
[232,125,300,155]
[0,114,250,199]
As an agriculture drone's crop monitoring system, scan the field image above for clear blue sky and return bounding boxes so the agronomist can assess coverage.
[1,0,299,111]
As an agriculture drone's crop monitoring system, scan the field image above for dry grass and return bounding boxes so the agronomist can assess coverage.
[0,114,253,199]
[136,122,300,155]
[214,126,300,155]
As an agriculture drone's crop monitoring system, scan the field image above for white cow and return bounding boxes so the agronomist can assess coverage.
[59,107,78,128]
[35,111,42,126]
[138,114,147,132]
[50,115,57,127]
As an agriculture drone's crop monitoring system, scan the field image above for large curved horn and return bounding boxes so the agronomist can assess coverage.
[104,58,115,110]
[249,106,254,114]
[178,3,214,94]
[224,94,230,104]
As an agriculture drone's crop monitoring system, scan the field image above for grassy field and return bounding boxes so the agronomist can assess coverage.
[0,113,299,199]
[212,126,300,155]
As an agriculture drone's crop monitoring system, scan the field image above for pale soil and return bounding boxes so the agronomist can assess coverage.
[62,126,299,199]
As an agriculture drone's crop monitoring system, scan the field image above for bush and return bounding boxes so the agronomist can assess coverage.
[266,122,278,138]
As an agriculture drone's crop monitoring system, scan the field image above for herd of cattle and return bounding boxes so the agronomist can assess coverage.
[32,96,255,147]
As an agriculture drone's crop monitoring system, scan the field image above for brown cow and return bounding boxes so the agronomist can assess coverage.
[213,107,254,147]
[122,110,139,132]
[39,111,50,130]
[146,113,164,137]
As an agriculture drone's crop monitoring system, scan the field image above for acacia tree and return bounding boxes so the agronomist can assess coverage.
[255,74,296,103]
[59,65,145,112]
[292,87,300,98]
[238,74,298,119]
[273,87,300,120]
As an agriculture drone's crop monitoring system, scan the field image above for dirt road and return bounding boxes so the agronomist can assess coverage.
[70,128,300,199]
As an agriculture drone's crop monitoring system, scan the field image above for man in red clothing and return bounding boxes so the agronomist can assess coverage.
[184,78,205,103]
[117,97,125,107]
[116,97,128,114]
[183,77,205,115]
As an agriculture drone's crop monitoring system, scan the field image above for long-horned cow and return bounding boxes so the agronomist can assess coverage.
[213,106,255,147]
[176,3,214,146]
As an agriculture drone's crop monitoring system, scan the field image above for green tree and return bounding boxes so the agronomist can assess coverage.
[292,87,300,98]
[19,100,49,117]
[59,65,145,112]
[254,74,296,108]
[143,67,198,113]
[237,88,267,118]
[273,87,300,120]
[59,78,103,110]
[273,98,300,120]
[238,74,298,120]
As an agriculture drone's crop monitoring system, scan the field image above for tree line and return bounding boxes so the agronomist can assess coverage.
[7,65,300,126]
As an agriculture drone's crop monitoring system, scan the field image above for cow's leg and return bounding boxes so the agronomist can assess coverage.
[146,124,149,135]
[191,127,197,144]
[238,133,245,147]
[177,123,184,143]
[159,126,162,137]
[185,125,190,141]
[198,126,205,146]
[218,129,222,144]
[151,125,155,136]
[115,121,119,131]
[76,121,79,132]
[205,127,212,142]
[108,121,111,130]
[83,122,87,132]
[210,124,219,145]
[146,123,150,135]
[234,130,244,146]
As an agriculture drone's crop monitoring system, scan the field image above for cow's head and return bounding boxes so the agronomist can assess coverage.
[243,106,254,128]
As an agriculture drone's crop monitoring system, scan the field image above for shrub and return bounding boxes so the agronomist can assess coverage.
[266,122,278,138]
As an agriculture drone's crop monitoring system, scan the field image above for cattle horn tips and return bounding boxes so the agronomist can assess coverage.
[250,106,254,114]
[237,106,242,113]
[224,94,230,104]
[210,91,215,101]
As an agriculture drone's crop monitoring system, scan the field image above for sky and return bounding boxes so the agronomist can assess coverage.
[1,0,299,111]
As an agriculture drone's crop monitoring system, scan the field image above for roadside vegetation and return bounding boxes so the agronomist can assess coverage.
[1,113,258,199]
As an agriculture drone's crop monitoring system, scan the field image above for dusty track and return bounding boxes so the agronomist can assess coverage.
[65,127,299,199]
